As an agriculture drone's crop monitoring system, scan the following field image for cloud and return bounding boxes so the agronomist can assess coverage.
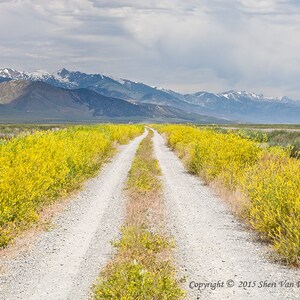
[0,0,300,98]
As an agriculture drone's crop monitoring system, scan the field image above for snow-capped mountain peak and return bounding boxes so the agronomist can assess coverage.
[218,91,265,101]
[0,68,56,82]
[27,70,53,80]
[0,68,25,79]
[152,85,170,92]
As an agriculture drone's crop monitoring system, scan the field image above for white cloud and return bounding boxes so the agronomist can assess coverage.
[0,0,300,98]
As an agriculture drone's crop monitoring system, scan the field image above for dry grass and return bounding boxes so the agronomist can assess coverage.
[125,131,164,230]
[210,180,250,218]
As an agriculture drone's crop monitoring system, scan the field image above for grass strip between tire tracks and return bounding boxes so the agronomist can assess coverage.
[94,130,185,299]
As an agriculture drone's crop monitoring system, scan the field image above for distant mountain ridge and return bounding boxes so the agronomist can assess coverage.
[0,68,300,123]
[0,80,224,123]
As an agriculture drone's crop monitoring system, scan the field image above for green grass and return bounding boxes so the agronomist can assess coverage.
[266,130,300,157]
[211,124,300,129]
[0,124,67,141]
[208,126,300,158]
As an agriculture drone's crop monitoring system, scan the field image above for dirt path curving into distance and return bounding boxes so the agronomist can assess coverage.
[152,129,300,300]
[1,129,299,300]
[0,131,147,300]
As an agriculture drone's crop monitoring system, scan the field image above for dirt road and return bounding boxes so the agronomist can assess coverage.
[0,131,146,300]
[152,130,300,300]
[1,129,300,300]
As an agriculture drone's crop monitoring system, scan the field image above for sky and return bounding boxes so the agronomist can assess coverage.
[1,0,300,99]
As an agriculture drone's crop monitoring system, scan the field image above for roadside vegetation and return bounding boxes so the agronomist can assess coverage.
[208,124,300,130]
[155,124,300,266]
[0,124,143,247]
[94,130,184,299]
[211,126,300,158]
[264,130,300,158]
[0,124,65,141]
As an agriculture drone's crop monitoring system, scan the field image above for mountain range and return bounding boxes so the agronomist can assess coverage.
[0,76,221,124]
[0,68,299,123]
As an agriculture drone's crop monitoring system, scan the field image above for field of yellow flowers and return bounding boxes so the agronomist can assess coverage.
[156,124,300,265]
[0,124,143,247]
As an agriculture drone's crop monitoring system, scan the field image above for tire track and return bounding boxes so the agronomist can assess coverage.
[0,131,146,300]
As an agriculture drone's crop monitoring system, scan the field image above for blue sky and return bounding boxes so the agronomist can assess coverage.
[1,0,300,98]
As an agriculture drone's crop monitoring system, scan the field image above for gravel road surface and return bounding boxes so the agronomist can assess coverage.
[0,131,146,300]
[152,130,300,300]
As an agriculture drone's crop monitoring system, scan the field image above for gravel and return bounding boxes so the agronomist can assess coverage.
[152,130,300,300]
[0,131,146,300]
